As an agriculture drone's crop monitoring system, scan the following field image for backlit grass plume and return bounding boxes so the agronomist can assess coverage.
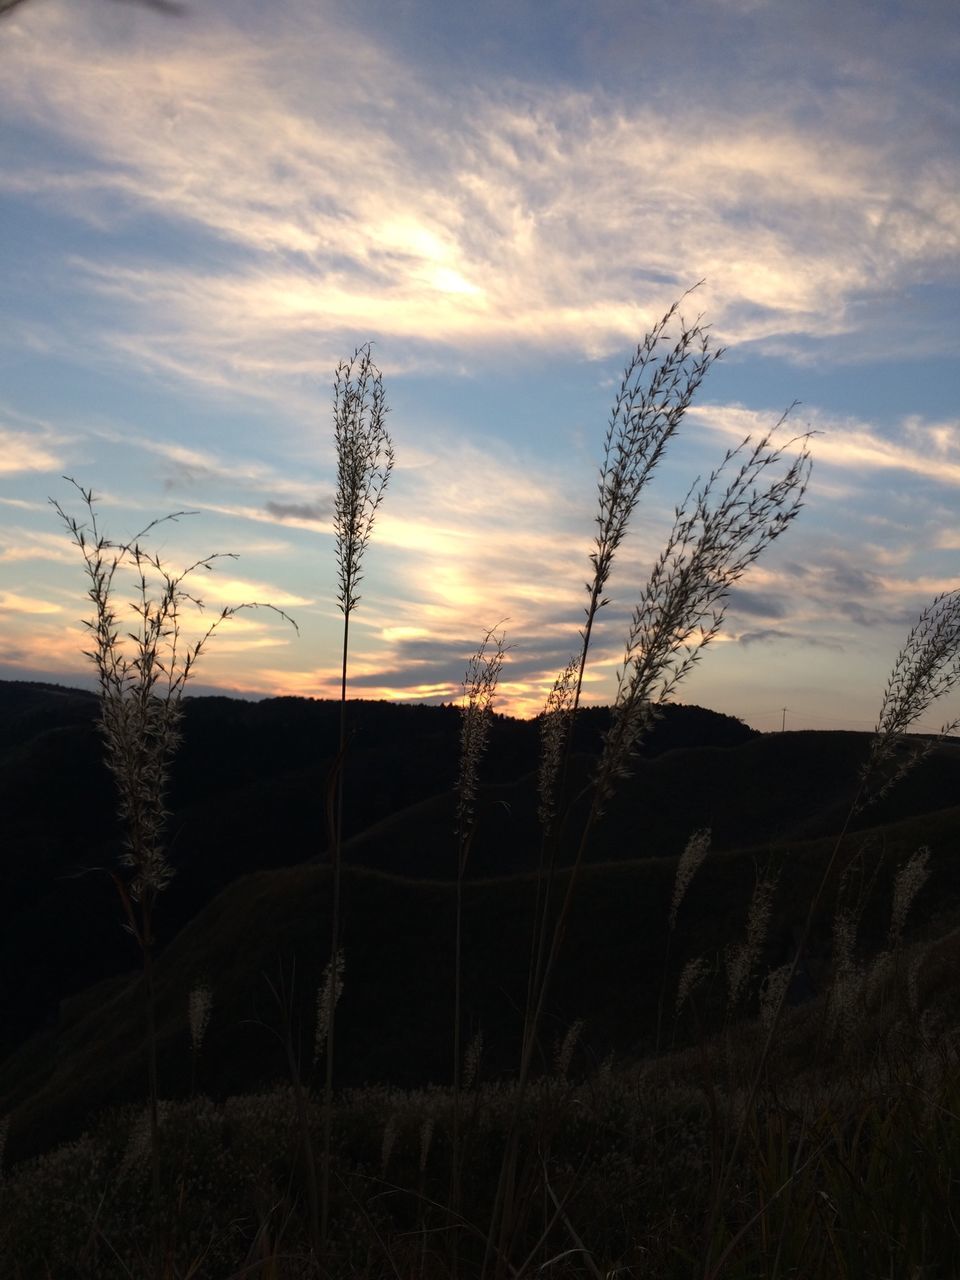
[323,342,394,1248]
[456,625,508,848]
[576,288,722,714]
[860,588,960,806]
[51,477,294,1275]
[596,417,812,804]
[333,344,394,624]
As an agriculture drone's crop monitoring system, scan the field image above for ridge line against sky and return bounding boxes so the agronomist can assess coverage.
[0,0,958,732]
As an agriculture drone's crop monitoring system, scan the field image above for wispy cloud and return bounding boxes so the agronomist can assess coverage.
[0,526,76,564]
[0,425,63,474]
[1,2,956,407]
[686,404,960,488]
[265,499,332,524]
[0,590,62,614]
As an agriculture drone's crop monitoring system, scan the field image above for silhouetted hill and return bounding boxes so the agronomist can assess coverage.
[0,680,752,1055]
[4,677,960,1168]
[3,795,960,1169]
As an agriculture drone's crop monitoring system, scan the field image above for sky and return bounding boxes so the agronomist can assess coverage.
[0,0,958,733]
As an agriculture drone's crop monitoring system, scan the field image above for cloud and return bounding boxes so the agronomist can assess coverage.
[726,586,787,619]
[686,404,960,489]
[0,425,62,474]
[1,2,957,405]
[182,576,313,610]
[0,527,77,564]
[0,590,62,614]
[737,627,844,651]
[265,499,332,524]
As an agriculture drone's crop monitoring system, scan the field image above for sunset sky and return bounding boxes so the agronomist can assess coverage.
[1,0,958,732]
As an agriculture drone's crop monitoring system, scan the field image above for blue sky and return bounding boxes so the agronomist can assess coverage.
[1,0,958,732]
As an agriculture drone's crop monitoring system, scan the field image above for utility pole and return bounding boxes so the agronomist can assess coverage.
[781,707,787,733]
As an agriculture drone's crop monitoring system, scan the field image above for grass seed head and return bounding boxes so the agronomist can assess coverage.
[418,1116,434,1173]
[333,344,394,617]
[456,625,507,840]
[380,1113,400,1177]
[759,964,793,1030]
[676,955,711,1017]
[537,656,579,830]
[889,846,932,951]
[726,861,781,1008]
[669,827,711,930]
[463,1029,484,1091]
[188,983,213,1058]
[596,419,812,799]
[862,590,960,801]
[314,949,346,1065]
[589,290,723,618]
[554,1019,585,1080]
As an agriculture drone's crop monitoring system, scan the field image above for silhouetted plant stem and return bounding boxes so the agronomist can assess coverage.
[488,412,811,1278]
[451,627,506,1275]
[320,608,350,1250]
[521,292,722,1087]
[322,345,393,1251]
[140,895,162,1272]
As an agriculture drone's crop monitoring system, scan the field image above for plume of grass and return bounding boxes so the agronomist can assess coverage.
[51,477,294,1275]
[536,657,580,835]
[676,956,712,1019]
[456,626,508,849]
[188,982,213,1096]
[888,845,932,953]
[380,1113,401,1179]
[860,846,934,1027]
[656,827,711,1051]
[314,948,346,1067]
[462,1029,484,1092]
[725,859,781,1011]
[324,342,394,1249]
[579,287,723,710]
[859,588,960,808]
[595,417,812,807]
[553,1020,584,1082]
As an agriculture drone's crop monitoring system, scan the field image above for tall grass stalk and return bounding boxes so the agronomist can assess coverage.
[324,343,394,1249]
[451,626,507,1266]
[524,292,722,1089]
[488,410,812,1275]
[52,478,294,1276]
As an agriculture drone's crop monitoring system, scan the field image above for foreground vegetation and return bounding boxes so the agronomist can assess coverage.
[3,906,960,1277]
[2,305,959,1277]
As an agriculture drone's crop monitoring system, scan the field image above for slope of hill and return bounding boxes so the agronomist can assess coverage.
[0,681,753,1054]
[3,793,960,1170]
[4,678,960,1173]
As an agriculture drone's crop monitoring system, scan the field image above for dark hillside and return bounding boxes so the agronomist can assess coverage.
[4,677,959,1130]
[3,795,960,1170]
[0,681,752,1055]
